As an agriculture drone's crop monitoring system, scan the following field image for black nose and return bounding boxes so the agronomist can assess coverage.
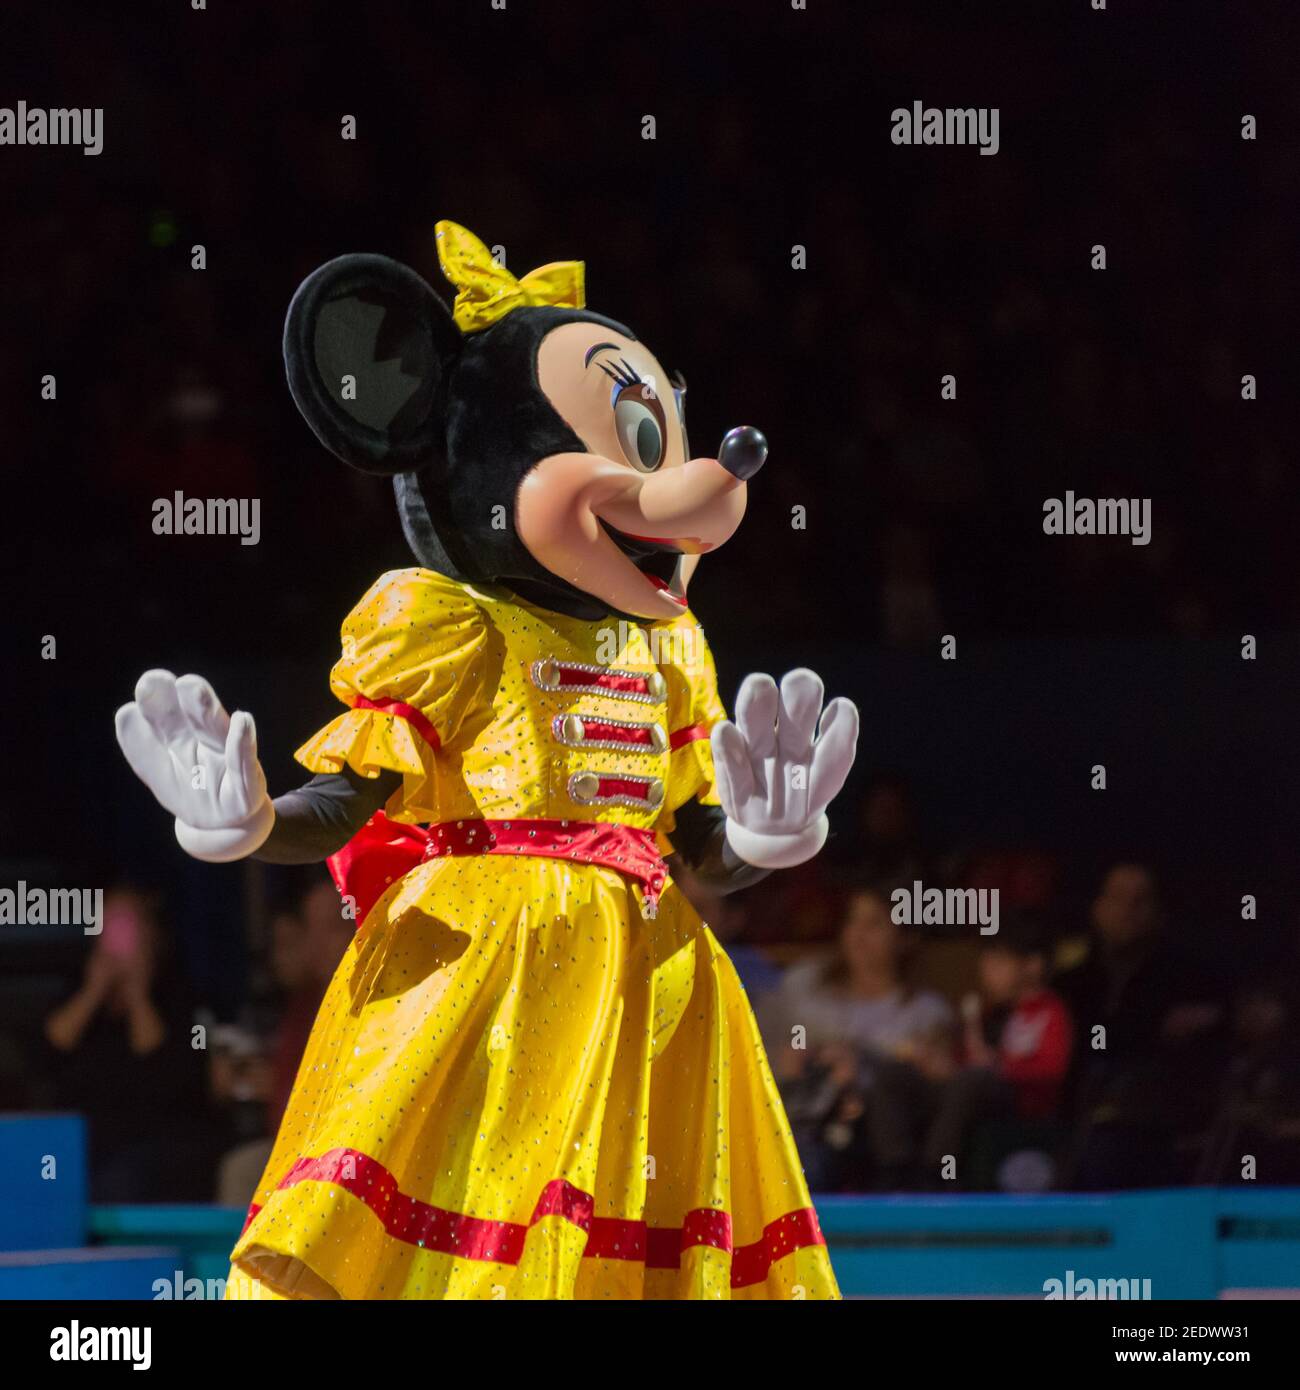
[717,426,768,481]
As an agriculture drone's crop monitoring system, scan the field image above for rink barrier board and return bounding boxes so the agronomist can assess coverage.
[77,1188,1300,1300]
[815,1188,1300,1299]
[0,1120,1294,1300]
[0,1113,87,1252]
[0,1246,179,1300]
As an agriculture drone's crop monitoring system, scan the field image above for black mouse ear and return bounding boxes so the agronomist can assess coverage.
[283,253,460,476]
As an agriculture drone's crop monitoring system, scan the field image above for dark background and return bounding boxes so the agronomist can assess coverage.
[2,1,1297,1017]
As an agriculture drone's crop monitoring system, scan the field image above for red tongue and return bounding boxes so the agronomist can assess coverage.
[646,573,687,604]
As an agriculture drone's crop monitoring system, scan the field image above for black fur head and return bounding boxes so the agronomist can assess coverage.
[284,253,639,620]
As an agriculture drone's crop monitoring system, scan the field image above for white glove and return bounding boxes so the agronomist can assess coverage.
[710,668,859,870]
[114,670,274,863]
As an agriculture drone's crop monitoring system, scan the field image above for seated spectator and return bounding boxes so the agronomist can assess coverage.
[42,886,217,1202]
[214,880,353,1206]
[962,917,1073,1122]
[915,915,1074,1189]
[45,888,168,1059]
[1198,971,1300,1183]
[770,886,954,1189]
[209,910,300,1203]
[1056,863,1221,1059]
[269,881,353,1118]
[1055,863,1225,1188]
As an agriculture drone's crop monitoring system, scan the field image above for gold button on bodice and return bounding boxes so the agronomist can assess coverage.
[570,772,601,802]
[649,724,669,754]
[560,713,585,744]
[646,672,667,702]
[647,777,665,807]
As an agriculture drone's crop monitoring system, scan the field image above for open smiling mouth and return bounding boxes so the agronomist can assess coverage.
[601,523,689,606]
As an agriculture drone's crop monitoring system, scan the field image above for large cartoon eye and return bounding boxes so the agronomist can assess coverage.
[614,387,666,472]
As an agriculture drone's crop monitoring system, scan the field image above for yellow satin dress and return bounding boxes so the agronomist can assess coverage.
[227,568,839,1300]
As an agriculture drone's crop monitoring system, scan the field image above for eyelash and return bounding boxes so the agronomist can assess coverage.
[598,357,644,406]
[597,356,643,390]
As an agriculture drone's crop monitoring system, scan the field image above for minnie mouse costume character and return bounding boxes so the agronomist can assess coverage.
[115,222,859,1300]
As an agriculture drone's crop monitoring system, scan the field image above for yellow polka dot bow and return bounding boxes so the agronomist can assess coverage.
[434,219,585,334]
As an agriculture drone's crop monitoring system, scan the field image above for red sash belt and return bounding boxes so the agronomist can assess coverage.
[328,813,669,925]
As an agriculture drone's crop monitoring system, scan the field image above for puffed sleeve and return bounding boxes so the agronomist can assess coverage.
[294,568,490,821]
[654,610,727,847]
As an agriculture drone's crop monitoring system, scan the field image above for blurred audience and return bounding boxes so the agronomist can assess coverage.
[4,845,1285,1201]
[916,915,1074,1191]
[1200,968,1300,1184]
[40,888,219,1202]
[212,881,353,1207]
[1056,864,1225,1188]
[962,916,1073,1123]
[769,887,954,1189]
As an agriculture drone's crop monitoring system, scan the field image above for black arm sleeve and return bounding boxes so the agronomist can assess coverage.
[253,767,403,865]
[667,798,770,894]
